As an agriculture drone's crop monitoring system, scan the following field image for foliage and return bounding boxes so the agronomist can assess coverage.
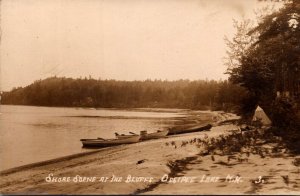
[199,128,286,156]
[225,0,300,120]
[271,97,299,127]
[1,77,246,110]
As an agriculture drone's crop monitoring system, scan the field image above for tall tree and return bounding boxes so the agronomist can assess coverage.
[225,0,300,123]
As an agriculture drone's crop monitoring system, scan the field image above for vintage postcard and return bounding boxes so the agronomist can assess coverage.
[0,0,299,195]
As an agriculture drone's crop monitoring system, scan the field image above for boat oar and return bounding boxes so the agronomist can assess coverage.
[129,132,138,135]
[97,137,106,140]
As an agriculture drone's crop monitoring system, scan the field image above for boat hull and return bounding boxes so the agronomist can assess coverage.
[81,135,140,148]
[140,130,169,140]
[116,130,169,140]
[168,124,212,135]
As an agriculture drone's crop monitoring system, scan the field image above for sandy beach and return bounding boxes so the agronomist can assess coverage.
[0,112,299,195]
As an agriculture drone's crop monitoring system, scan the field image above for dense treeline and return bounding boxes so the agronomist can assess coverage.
[1,77,246,111]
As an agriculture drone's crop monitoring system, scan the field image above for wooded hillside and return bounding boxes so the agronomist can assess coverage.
[1,77,246,111]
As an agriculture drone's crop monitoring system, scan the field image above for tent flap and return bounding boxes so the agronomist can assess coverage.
[252,105,272,125]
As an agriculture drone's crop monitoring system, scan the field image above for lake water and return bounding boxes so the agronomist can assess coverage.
[0,105,188,171]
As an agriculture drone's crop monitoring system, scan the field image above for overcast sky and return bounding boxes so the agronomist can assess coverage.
[0,0,276,91]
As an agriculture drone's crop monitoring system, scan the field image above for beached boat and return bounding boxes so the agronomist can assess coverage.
[168,124,212,135]
[115,132,138,139]
[115,130,169,140]
[80,135,140,147]
[140,130,169,140]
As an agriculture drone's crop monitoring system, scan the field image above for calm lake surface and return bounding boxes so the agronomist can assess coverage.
[0,105,188,171]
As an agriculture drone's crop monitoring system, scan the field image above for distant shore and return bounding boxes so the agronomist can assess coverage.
[1,112,298,195]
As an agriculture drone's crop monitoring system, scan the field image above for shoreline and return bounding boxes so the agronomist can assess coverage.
[0,112,244,194]
[0,122,218,175]
[0,109,227,173]
[0,107,216,171]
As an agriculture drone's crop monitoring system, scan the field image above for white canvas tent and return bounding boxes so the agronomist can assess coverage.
[252,105,272,126]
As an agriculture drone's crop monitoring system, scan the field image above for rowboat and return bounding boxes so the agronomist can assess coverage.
[140,130,169,140]
[168,124,212,135]
[80,135,140,147]
[115,132,139,139]
[115,130,169,140]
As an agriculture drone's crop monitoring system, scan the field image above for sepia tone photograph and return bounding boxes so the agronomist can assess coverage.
[0,0,300,195]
